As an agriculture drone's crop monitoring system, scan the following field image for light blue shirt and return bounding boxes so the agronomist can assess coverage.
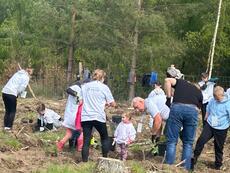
[207,94,230,130]
[81,80,114,123]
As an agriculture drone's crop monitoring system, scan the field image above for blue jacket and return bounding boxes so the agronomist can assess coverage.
[207,94,230,130]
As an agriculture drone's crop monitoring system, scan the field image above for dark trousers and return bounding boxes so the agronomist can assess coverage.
[2,93,17,128]
[201,102,208,127]
[194,123,228,168]
[69,130,81,148]
[81,120,109,162]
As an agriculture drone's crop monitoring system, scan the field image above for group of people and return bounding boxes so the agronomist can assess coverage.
[133,65,230,171]
[2,65,230,171]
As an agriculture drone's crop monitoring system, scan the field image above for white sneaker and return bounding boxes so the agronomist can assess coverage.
[4,127,12,132]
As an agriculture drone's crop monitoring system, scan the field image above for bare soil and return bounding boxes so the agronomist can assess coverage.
[0,98,230,172]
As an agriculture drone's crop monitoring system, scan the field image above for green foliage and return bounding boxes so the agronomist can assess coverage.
[1,0,230,98]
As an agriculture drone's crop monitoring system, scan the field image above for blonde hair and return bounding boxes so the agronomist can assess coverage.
[92,69,106,81]
[214,86,224,97]
[122,112,133,120]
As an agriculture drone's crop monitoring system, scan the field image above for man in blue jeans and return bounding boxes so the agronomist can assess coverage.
[164,65,203,170]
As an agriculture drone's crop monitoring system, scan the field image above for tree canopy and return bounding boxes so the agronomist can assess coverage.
[0,0,230,99]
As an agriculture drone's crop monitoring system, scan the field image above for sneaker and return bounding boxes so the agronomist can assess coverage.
[56,141,64,152]
[4,127,12,132]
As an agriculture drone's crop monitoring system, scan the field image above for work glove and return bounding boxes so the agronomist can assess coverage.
[166,97,171,107]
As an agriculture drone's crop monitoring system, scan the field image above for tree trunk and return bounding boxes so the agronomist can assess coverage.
[128,0,141,101]
[66,6,77,85]
[207,0,222,78]
[95,157,129,173]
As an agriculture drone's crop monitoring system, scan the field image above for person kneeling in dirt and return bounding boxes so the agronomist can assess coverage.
[132,95,170,143]
[192,86,230,170]
[36,103,62,131]
[114,112,136,161]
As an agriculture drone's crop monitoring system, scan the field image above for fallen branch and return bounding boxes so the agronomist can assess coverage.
[20,146,30,150]
[146,160,164,172]
[23,132,31,139]
[16,126,26,137]
[175,159,186,167]
[71,161,79,167]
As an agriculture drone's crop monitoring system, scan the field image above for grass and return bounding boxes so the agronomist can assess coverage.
[127,161,146,173]
[34,130,65,156]
[0,131,22,150]
[34,162,95,173]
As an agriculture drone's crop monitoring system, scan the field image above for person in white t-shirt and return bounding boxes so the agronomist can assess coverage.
[56,83,83,152]
[198,72,215,127]
[226,88,230,96]
[36,103,62,131]
[132,95,170,143]
[81,69,116,162]
[114,112,136,161]
[2,67,33,131]
[148,81,165,98]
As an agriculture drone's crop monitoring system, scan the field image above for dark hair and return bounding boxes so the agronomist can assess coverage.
[201,72,208,78]
[154,81,161,86]
[36,103,45,113]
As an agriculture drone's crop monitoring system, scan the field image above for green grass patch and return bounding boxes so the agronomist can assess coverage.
[34,130,65,141]
[34,130,65,156]
[0,131,22,150]
[34,162,95,173]
[127,161,146,173]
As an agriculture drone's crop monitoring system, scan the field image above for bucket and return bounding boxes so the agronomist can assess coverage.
[157,142,166,156]
[108,136,115,151]
[112,115,122,124]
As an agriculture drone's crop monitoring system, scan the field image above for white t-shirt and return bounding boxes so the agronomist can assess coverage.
[114,121,136,144]
[38,108,61,127]
[2,70,30,97]
[226,88,230,96]
[148,88,165,98]
[198,81,215,104]
[81,80,114,123]
[63,85,82,130]
[144,95,170,120]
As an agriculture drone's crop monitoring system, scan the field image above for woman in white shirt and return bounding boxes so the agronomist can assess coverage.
[81,69,116,162]
[2,67,33,131]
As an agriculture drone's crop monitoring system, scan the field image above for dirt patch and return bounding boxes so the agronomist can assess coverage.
[1,98,230,172]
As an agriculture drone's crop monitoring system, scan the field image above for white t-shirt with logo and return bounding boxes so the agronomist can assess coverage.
[81,80,114,123]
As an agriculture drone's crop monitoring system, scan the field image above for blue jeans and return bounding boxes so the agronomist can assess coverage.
[165,103,198,170]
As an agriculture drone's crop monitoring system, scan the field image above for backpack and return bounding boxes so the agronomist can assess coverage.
[149,71,158,86]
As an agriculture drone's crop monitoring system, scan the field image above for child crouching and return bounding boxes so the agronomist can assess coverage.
[114,112,136,161]
[36,103,62,131]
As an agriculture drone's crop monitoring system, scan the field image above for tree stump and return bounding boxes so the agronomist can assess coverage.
[95,157,129,173]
